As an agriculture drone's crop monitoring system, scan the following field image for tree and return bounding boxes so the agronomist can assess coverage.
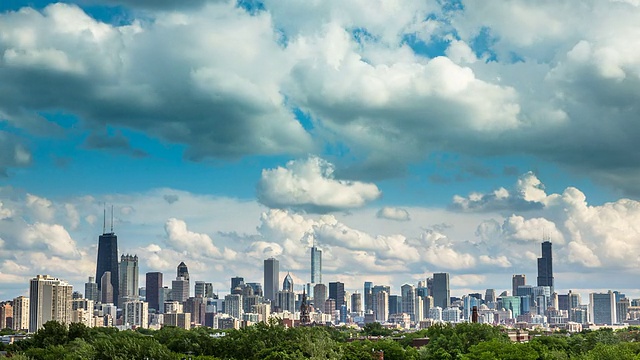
[32,321,69,348]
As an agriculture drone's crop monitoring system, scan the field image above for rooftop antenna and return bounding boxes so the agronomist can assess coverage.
[102,203,106,235]
[110,205,114,233]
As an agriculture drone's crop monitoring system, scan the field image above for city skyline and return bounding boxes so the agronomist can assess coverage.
[2,0,640,303]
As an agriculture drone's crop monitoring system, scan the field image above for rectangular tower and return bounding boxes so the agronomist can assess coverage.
[29,275,73,332]
[311,246,322,284]
[264,258,279,302]
[96,231,119,307]
[145,272,163,313]
[329,282,345,312]
[119,254,139,305]
[433,273,450,309]
[512,274,526,296]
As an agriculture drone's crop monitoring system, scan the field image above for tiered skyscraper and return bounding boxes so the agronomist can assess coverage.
[96,209,119,306]
[537,241,554,294]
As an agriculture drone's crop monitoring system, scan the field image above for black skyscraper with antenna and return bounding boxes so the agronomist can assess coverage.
[537,240,554,295]
[96,206,119,306]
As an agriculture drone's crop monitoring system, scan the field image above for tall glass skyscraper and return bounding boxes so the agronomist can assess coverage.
[264,258,279,302]
[433,273,450,309]
[537,241,554,294]
[311,246,322,284]
[96,229,119,307]
[145,272,163,313]
[119,254,139,305]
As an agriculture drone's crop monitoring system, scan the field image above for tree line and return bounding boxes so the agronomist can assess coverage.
[2,321,640,359]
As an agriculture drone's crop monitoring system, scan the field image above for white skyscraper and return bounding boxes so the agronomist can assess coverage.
[12,296,29,331]
[124,300,149,329]
[29,275,73,332]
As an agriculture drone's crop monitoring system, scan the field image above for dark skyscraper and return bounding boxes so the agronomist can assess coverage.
[264,258,279,302]
[329,281,345,312]
[537,241,554,294]
[96,210,119,306]
[177,262,189,281]
[433,273,450,309]
[364,281,373,312]
[146,272,163,313]
[231,276,244,292]
[512,274,526,296]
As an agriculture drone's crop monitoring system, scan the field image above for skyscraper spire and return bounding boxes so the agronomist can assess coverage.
[110,205,114,233]
[102,204,106,235]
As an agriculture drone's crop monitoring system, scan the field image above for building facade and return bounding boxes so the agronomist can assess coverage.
[264,258,279,302]
[433,273,450,309]
[29,275,73,332]
[96,230,119,307]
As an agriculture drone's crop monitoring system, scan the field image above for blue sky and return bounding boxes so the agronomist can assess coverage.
[1,0,640,301]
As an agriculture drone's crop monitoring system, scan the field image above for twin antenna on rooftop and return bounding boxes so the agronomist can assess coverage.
[102,204,114,235]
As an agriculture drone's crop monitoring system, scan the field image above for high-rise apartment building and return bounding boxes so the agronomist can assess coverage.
[590,291,616,325]
[433,273,450,309]
[119,254,139,305]
[537,241,554,294]
[311,246,322,284]
[329,282,345,312]
[29,275,73,332]
[512,274,526,296]
[264,258,279,302]
[123,300,148,329]
[375,290,389,322]
[12,296,29,331]
[96,225,119,307]
[145,272,163,313]
[351,292,362,314]
[0,302,12,330]
[225,294,243,319]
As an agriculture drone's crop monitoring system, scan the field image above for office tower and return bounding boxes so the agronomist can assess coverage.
[568,290,581,309]
[500,296,521,319]
[177,261,189,282]
[101,271,114,304]
[364,282,373,312]
[375,290,389,322]
[146,272,163,313]
[264,258,279,302]
[533,286,551,314]
[537,241,554,294]
[277,290,295,312]
[426,277,433,297]
[558,294,570,311]
[485,289,496,304]
[172,277,189,302]
[351,292,362,313]
[590,291,616,325]
[124,300,149,329]
[95,211,119,306]
[329,282,345,312]
[84,277,99,303]
[119,254,139,305]
[185,296,206,325]
[311,245,322,284]
[516,285,533,298]
[231,277,245,293]
[283,273,294,292]
[388,295,401,315]
[195,281,206,298]
[12,296,29,331]
[401,284,416,321]
[372,285,390,317]
[415,295,424,321]
[246,283,263,297]
[29,275,73,332]
[433,273,450,309]
[617,298,630,324]
[313,284,328,313]
[512,275,526,296]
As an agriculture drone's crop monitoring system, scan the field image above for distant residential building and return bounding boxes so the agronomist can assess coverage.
[442,307,461,323]
[0,302,12,330]
[124,300,149,329]
[375,291,389,322]
[225,294,243,319]
[29,275,73,332]
[12,296,29,331]
[429,306,443,321]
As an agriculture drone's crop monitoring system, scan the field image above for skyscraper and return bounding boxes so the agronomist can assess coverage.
[264,258,279,302]
[12,296,29,331]
[29,275,73,332]
[100,272,114,304]
[351,292,362,313]
[177,262,190,282]
[231,276,244,292]
[537,241,554,294]
[313,283,328,313]
[401,284,416,321]
[311,245,322,284]
[84,277,99,303]
[512,274,526,296]
[145,272,163,313]
[590,291,616,325]
[433,273,450,309]
[119,254,139,305]
[283,273,294,292]
[329,282,345,312]
[364,282,373,312]
[95,212,119,307]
